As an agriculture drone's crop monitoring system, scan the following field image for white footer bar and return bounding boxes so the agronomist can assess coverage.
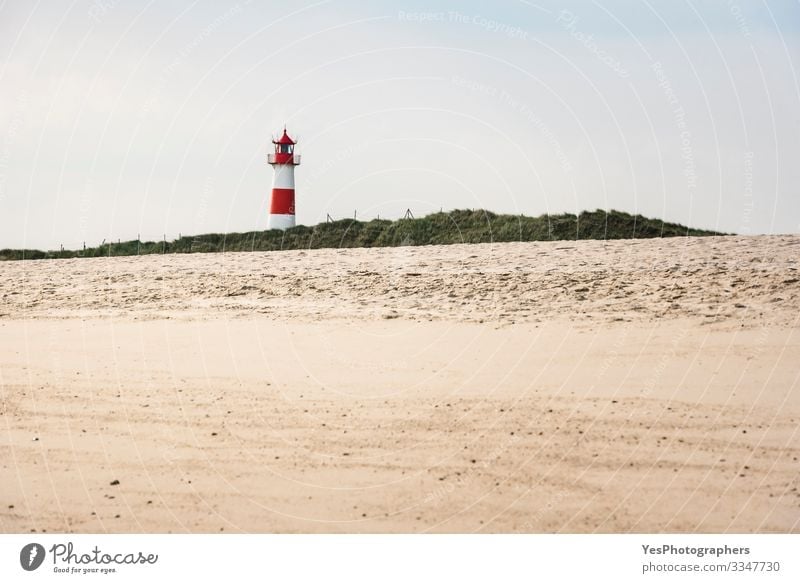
[1,534,796,582]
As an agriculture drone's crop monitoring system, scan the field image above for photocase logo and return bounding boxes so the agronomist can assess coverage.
[20,543,46,571]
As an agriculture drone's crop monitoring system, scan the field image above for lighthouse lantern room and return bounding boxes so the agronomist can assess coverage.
[267,128,301,230]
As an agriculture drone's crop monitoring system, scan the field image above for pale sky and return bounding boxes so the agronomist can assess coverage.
[1,0,798,249]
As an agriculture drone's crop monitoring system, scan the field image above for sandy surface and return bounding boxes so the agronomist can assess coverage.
[1,235,798,533]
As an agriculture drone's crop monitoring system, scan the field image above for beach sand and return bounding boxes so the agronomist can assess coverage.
[1,235,798,532]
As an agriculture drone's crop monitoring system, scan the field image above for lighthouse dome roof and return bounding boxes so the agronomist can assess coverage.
[274,128,296,145]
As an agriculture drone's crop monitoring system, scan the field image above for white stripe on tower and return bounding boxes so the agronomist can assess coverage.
[267,213,295,230]
[272,165,295,189]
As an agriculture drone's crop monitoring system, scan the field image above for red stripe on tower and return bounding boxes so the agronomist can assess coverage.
[269,188,295,215]
[267,127,301,230]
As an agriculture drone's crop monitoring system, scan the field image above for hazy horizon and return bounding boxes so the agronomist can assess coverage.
[1,0,799,249]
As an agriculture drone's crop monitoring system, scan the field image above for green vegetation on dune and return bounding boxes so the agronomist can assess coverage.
[0,209,723,261]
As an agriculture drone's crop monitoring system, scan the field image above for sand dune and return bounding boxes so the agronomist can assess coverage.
[1,236,798,532]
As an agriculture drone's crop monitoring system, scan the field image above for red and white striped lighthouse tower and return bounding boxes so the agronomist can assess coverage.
[267,127,301,230]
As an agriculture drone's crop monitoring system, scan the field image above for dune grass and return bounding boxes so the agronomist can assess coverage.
[0,208,723,261]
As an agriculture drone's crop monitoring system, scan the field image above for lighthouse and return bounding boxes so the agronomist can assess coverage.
[267,128,301,230]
